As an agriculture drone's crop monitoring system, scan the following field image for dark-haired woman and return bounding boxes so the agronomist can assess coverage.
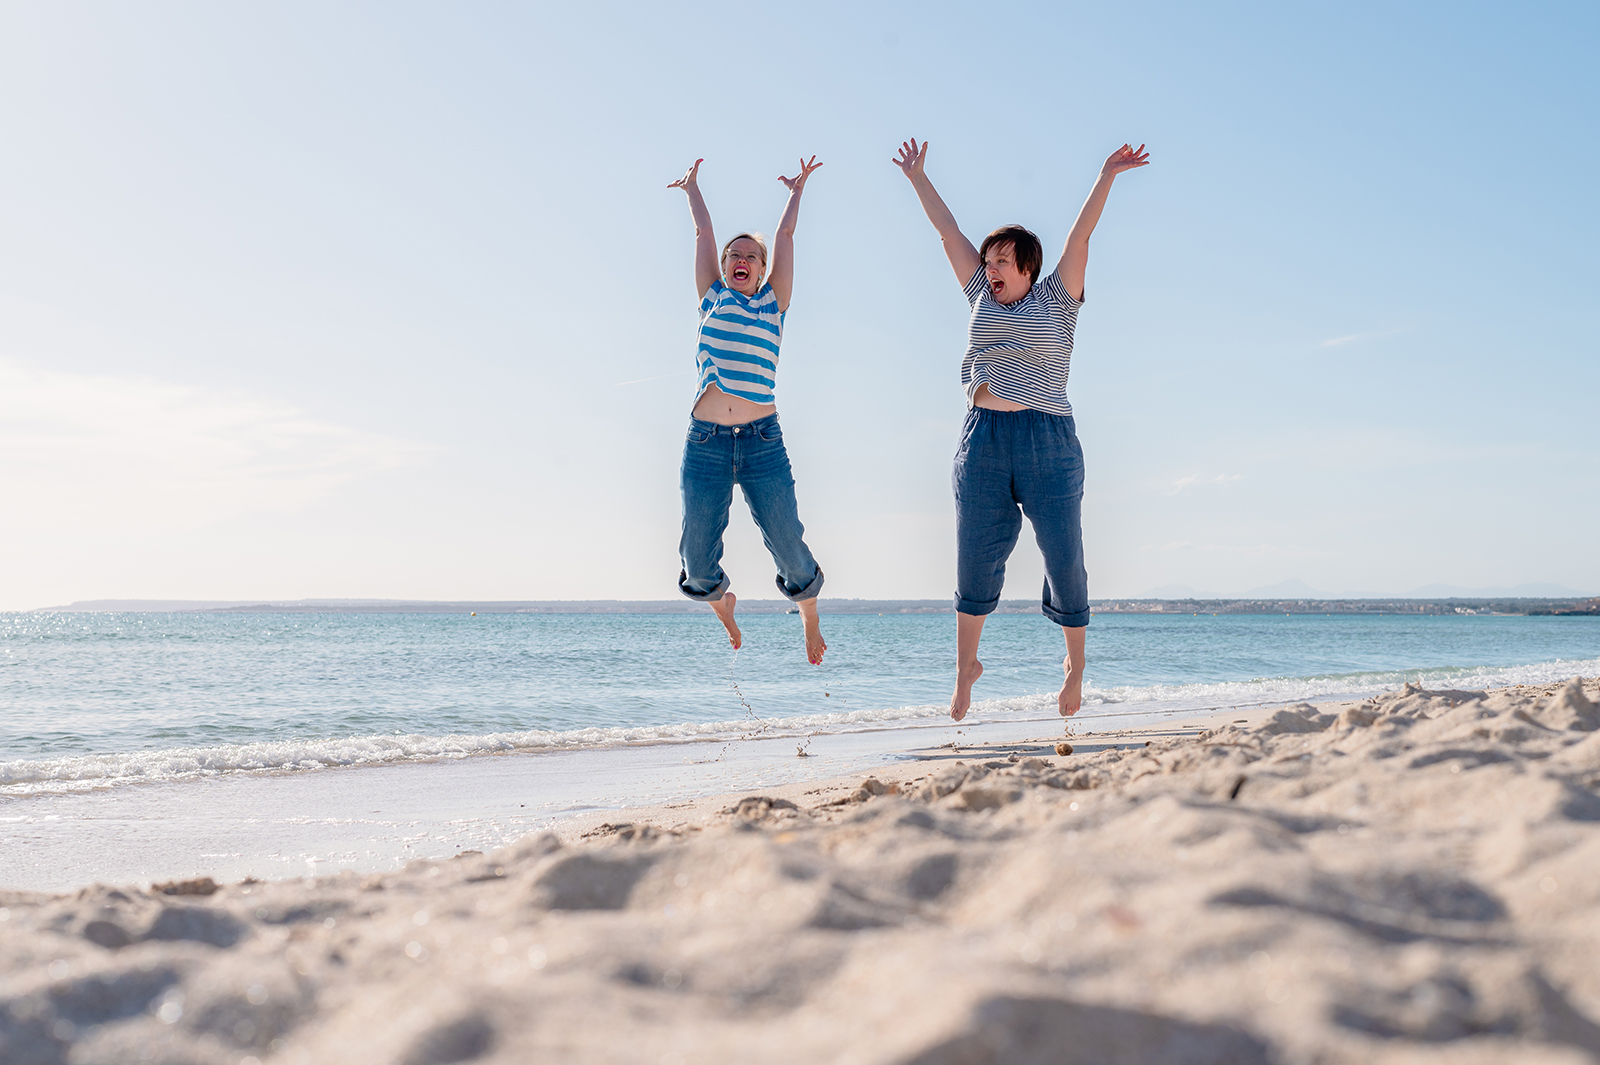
[668,156,828,664]
[892,138,1150,719]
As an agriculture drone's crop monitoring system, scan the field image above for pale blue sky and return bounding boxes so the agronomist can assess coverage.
[1,1,1595,608]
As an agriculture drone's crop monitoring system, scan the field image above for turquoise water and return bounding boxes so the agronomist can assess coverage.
[2,611,1596,793]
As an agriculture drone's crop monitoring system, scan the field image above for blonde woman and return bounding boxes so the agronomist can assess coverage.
[668,156,827,664]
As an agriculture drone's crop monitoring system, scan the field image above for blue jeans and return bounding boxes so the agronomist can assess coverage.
[953,407,1089,627]
[678,414,824,603]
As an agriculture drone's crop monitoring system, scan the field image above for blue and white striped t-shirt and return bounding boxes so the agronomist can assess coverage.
[695,279,785,404]
[961,266,1083,416]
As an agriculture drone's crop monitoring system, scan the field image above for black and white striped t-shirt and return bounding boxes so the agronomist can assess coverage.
[961,266,1082,416]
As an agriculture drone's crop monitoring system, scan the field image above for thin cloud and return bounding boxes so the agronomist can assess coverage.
[1320,326,1409,348]
[1166,473,1243,495]
[0,358,430,529]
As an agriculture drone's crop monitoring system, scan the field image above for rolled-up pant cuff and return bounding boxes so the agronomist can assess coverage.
[678,570,731,603]
[776,566,824,603]
[1043,603,1091,628]
[954,593,1000,617]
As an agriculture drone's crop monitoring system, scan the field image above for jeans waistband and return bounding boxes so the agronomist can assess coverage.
[968,407,1076,429]
[688,413,780,435]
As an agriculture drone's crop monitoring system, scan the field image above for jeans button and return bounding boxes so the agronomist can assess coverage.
[733,427,740,434]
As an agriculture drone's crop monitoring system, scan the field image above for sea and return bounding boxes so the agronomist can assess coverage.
[4,609,1598,798]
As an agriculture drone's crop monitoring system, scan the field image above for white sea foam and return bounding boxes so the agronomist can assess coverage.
[0,701,951,796]
[1080,655,1600,713]
[4,655,1596,796]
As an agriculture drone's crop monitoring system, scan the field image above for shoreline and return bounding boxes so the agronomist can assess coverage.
[543,698,1305,846]
[1,699,1303,896]
[4,678,1597,1063]
[12,646,1599,806]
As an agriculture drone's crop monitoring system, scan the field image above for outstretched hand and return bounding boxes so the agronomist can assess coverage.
[892,138,928,179]
[667,158,703,191]
[1101,143,1150,178]
[778,155,823,193]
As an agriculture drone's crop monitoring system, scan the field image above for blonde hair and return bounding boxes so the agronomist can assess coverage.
[720,232,768,266]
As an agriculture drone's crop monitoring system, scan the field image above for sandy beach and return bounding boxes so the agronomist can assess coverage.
[4,677,1599,1064]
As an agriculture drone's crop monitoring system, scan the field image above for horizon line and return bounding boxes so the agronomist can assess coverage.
[21,593,1599,615]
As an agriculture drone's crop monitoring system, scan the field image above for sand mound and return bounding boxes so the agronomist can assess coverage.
[4,679,1599,1064]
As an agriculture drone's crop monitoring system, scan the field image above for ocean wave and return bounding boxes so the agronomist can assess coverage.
[1080,655,1600,712]
[0,700,955,795]
[4,655,1596,796]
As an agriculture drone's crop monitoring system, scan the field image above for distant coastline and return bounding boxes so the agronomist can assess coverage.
[1091,596,1600,617]
[27,596,1600,616]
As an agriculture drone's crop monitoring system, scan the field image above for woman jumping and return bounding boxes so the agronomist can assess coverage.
[668,156,827,665]
[892,138,1150,719]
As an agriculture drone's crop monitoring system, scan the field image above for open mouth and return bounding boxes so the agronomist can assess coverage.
[733,267,750,282]
[989,277,1004,295]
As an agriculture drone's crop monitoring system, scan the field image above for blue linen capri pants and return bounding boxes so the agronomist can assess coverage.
[678,413,824,603]
[952,407,1090,628]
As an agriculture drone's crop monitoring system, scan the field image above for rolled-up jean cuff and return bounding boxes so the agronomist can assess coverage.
[678,570,731,603]
[777,566,824,603]
[1043,604,1091,628]
[954,594,1000,617]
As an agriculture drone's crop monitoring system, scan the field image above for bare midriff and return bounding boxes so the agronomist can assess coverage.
[971,382,1030,412]
[692,383,777,426]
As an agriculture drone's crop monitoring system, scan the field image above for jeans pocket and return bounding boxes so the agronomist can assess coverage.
[759,423,783,442]
[1059,424,1085,470]
[953,412,980,461]
[686,428,712,444]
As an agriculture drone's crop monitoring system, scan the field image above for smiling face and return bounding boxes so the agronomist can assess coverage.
[721,237,766,295]
[983,242,1031,305]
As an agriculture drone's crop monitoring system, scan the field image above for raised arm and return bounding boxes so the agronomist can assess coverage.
[767,155,822,312]
[1057,143,1150,302]
[892,139,980,285]
[668,158,720,298]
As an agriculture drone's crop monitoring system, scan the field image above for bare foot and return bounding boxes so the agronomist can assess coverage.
[1059,656,1083,716]
[951,659,983,721]
[710,593,741,650]
[797,599,826,665]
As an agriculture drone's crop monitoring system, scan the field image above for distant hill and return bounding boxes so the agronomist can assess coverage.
[1141,580,1595,600]
[1243,579,1330,598]
[1138,584,1207,599]
[1400,582,1593,598]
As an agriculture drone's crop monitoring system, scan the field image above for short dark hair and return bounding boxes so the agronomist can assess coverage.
[978,225,1043,285]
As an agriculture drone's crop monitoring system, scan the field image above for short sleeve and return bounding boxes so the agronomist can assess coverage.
[1035,268,1083,309]
[962,266,990,308]
[699,278,725,313]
